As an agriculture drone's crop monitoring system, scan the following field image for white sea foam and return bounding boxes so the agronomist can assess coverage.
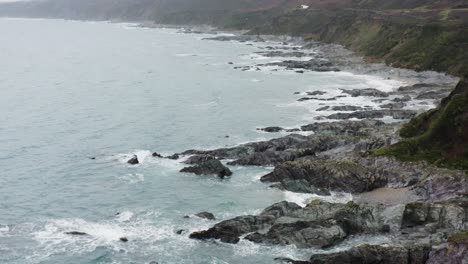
[115,150,153,165]
[283,191,353,207]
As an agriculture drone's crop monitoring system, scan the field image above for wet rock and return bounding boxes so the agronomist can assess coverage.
[260,59,340,72]
[316,106,330,111]
[190,201,301,244]
[258,126,284,133]
[176,229,186,235]
[380,102,406,109]
[245,220,346,248]
[190,200,388,247]
[307,91,327,96]
[341,88,389,97]
[330,105,364,111]
[296,70,305,74]
[286,128,301,132]
[325,109,417,120]
[119,237,128,242]
[127,155,139,165]
[228,62,233,64]
[152,152,163,158]
[183,155,216,164]
[195,212,216,220]
[255,51,307,57]
[392,95,411,102]
[415,90,450,100]
[166,154,180,160]
[261,160,387,194]
[303,244,431,264]
[180,159,232,178]
[402,199,468,230]
[65,231,89,236]
[298,96,346,102]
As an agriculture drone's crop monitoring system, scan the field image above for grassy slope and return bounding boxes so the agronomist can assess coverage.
[374,76,468,170]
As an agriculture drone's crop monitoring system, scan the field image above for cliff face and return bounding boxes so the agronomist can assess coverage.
[375,76,468,170]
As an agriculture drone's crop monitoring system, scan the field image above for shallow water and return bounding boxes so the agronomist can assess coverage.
[0,18,455,264]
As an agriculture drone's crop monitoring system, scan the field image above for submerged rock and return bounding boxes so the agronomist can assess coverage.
[127,155,139,165]
[180,159,232,178]
[258,126,284,133]
[119,237,128,242]
[65,231,89,236]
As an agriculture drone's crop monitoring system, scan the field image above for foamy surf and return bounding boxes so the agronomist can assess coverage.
[283,191,353,207]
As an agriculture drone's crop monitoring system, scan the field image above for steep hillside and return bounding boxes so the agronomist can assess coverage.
[375,76,468,170]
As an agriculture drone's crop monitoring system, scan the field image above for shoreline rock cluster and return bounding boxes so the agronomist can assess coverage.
[122,36,466,263]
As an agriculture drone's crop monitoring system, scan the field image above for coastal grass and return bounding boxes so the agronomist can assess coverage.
[374,77,468,170]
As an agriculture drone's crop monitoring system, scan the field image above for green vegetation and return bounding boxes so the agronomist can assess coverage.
[448,231,468,245]
[374,77,468,170]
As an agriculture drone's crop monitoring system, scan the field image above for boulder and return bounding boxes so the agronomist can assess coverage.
[195,212,216,220]
[180,159,232,178]
[127,155,139,165]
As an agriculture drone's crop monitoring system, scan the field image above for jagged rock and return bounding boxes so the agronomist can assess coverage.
[180,159,232,178]
[298,244,431,264]
[393,95,412,102]
[245,220,346,248]
[176,229,186,234]
[325,110,417,120]
[331,105,364,111]
[127,155,139,165]
[341,88,389,97]
[152,152,163,158]
[316,106,330,111]
[415,90,450,100]
[255,51,307,57]
[166,154,180,160]
[261,160,387,194]
[190,200,387,247]
[380,102,406,109]
[190,201,301,244]
[195,212,216,220]
[183,155,216,164]
[260,59,340,72]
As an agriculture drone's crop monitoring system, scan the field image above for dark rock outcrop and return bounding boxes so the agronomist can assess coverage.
[195,211,216,220]
[261,160,387,194]
[180,159,232,178]
[127,155,139,165]
[326,109,417,120]
[65,231,89,236]
[341,88,389,98]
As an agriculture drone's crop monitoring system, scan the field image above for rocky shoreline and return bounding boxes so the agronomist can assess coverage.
[130,33,466,263]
